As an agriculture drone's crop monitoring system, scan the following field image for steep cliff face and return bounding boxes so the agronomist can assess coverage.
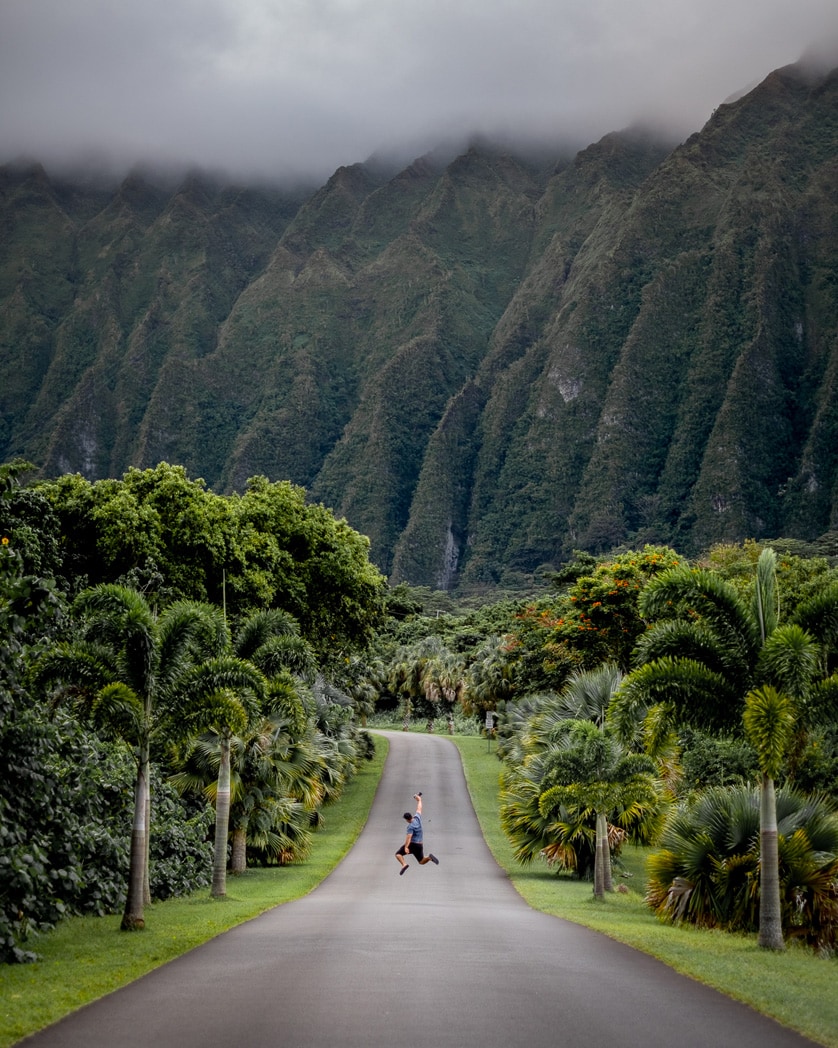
[436,62,838,587]
[2,61,837,587]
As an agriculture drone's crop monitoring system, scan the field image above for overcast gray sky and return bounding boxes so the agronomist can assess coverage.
[1,0,837,183]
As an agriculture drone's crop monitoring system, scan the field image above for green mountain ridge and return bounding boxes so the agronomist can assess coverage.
[2,59,838,588]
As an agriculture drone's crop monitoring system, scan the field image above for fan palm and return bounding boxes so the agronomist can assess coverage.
[647,784,838,950]
[552,661,623,727]
[500,675,665,895]
[172,711,323,871]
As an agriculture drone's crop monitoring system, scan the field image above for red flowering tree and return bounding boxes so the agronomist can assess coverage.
[511,547,683,677]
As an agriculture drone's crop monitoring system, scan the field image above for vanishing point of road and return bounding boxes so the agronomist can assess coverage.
[21,731,820,1048]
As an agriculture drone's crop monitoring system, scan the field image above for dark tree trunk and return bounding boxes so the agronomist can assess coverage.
[121,758,148,931]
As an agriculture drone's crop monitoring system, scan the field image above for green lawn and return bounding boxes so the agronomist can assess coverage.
[450,735,838,1048]
[2,731,836,1048]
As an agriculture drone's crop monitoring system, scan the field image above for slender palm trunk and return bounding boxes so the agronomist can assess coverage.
[230,825,248,874]
[602,822,613,894]
[593,811,610,899]
[143,774,151,905]
[122,753,148,930]
[758,773,785,950]
[212,735,232,897]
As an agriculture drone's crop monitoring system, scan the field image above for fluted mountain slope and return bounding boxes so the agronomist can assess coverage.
[2,59,837,588]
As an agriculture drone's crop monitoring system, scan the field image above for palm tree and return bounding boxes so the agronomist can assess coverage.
[463,635,515,719]
[552,662,622,728]
[500,669,665,891]
[338,654,381,725]
[613,548,830,948]
[646,783,838,949]
[404,637,464,731]
[188,671,265,899]
[389,640,431,729]
[37,585,258,928]
[538,720,662,898]
[172,708,322,873]
[234,608,317,683]
[171,610,322,878]
[743,685,798,949]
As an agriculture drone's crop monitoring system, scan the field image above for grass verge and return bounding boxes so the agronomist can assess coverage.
[0,735,388,1048]
[450,735,837,1048]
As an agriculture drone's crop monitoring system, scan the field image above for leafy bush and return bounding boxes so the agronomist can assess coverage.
[676,727,759,793]
[148,778,213,901]
[354,729,377,761]
[0,521,68,962]
[45,714,133,916]
[791,726,838,803]
[647,785,838,951]
[1,695,215,962]
[0,705,64,963]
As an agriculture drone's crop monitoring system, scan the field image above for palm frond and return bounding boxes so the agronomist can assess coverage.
[743,686,796,779]
[640,567,759,658]
[556,662,622,727]
[91,681,145,745]
[234,609,300,660]
[790,582,838,655]
[613,656,736,736]
[757,624,820,699]
[752,547,779,643]
[253,634,317,682]
[647,784,838,945]
[35,641,117,699]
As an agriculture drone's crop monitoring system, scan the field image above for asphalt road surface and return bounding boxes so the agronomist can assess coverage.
[21,731,820,1048]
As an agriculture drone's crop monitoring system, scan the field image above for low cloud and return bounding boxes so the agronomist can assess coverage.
[1,0,837,182]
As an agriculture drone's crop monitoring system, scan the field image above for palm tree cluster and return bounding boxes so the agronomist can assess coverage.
[382,630,520,734]
[36,588,371,930]
[611,549,838,950]
[1,460,384,961]
[496,548,838,950]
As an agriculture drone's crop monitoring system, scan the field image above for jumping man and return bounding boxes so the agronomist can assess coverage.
[396,793,439,875]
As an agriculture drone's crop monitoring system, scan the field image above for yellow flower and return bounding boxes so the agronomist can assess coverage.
[1,536,9,545]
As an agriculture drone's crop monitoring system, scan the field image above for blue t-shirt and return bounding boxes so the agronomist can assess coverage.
[407,813,423,843]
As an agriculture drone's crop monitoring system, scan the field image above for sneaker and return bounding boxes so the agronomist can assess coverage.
[399,864,409,875]
[430,854,439,865]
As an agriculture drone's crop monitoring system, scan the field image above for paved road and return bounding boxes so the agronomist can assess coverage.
[22,731,819,1048]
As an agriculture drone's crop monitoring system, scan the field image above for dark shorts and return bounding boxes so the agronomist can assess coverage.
[397,842,424,860]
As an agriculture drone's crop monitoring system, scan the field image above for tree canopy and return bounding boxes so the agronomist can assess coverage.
[26,464,386,662]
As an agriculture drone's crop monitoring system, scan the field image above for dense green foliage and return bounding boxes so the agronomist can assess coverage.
[3,419,838,966]
[23,463,387,661]
[498,666,667,883]
[647,786,838,950]
[0,462,384,960]
[2,61,838,587]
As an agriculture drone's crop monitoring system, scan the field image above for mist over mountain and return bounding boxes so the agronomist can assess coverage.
[3,1,837,185]
[2,58,838,589]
